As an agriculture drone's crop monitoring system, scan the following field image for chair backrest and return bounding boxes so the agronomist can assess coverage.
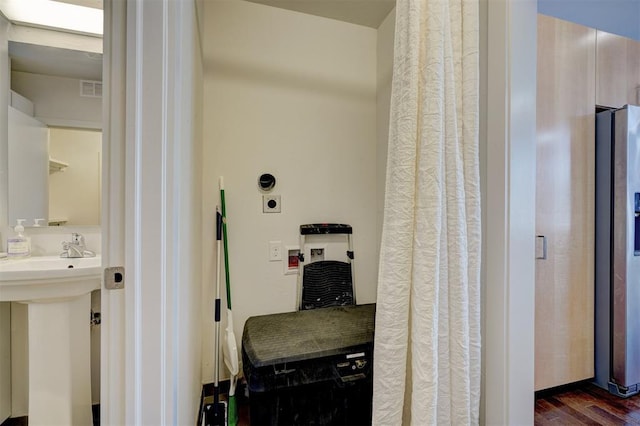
[301,260,353,310]
[297,223,356,310]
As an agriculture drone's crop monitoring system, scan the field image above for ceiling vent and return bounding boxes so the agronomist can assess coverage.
[80,80,102,98]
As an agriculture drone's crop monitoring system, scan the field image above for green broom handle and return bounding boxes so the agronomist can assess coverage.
[219,177,232,310]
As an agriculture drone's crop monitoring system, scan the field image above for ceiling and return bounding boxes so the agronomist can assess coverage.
[9,41,102,81]
[244,0,396,28]
[5,0,395,82]
[0,0,103,80]
[51,0,102,9]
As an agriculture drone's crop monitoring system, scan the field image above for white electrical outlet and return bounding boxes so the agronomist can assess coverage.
[269,241,282,261]
[263,195,281,213]
[310,248,325,262]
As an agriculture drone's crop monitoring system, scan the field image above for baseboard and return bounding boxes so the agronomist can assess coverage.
[0,416,27,426]
[534,379,595,398]
[1,404,100,426]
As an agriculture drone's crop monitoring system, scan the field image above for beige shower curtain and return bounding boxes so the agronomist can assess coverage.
[372,0,480,424]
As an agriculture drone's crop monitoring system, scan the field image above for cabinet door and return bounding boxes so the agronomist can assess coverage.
[535,14,596,391]
[7,106,49,224]
[596,30,640,108]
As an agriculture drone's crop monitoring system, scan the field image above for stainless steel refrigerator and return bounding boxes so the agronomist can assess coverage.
[595,105,640,397]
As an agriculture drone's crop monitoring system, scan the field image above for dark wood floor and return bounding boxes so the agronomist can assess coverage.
[536,382,640,425]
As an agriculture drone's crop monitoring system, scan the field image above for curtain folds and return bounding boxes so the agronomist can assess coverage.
[372,0,480,424]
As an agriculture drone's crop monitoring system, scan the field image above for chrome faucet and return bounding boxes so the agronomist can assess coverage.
[60,233,96,258]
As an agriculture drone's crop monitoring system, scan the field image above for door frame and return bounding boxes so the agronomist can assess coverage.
[100,0,126,422]
[100,0,203,423]
[483,0,537,423]
[99,0,538,423]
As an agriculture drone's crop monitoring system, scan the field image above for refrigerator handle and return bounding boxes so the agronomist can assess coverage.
[634,193,640,256]
[536,235,547,260]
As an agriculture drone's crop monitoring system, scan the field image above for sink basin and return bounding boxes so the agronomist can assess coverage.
[0,255,101,425]
[0,255,101,302]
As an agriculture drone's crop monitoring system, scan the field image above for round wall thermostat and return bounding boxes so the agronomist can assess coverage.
[258,173,276,191]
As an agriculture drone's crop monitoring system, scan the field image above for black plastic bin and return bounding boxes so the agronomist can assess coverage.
[242,304,375,425]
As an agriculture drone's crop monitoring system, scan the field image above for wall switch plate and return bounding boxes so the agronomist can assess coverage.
[269,241,282,261]
[263,195,281,213]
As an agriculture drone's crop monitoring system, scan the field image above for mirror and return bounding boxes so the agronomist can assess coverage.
[6,32,102,227]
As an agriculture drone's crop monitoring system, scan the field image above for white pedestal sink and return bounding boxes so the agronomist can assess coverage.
[0,256,101,426]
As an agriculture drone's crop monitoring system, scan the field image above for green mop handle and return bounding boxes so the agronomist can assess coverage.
[219,177,232,310]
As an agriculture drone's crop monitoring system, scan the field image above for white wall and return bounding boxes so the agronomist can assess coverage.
[0,297,9,423]
[48,128,102,225]
[10,71,101,129]
[376,8,395,264]
[0,16,11,423]
[10,303,27,417]
[202,0,378,381]
[0,16,9,231]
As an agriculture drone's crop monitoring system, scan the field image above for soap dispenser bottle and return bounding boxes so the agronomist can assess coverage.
[7,219,30,258]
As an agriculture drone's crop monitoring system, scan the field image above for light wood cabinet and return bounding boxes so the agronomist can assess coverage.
[535,14,596,391]
[596,30,640,108]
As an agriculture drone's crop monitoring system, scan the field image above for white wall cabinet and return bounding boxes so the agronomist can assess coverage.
[7,106,49,225]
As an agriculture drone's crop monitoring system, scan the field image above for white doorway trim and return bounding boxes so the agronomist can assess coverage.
[483,0,537,424]
[100,0,126,423]
[98,0,537,423]
[100,0,202,424]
